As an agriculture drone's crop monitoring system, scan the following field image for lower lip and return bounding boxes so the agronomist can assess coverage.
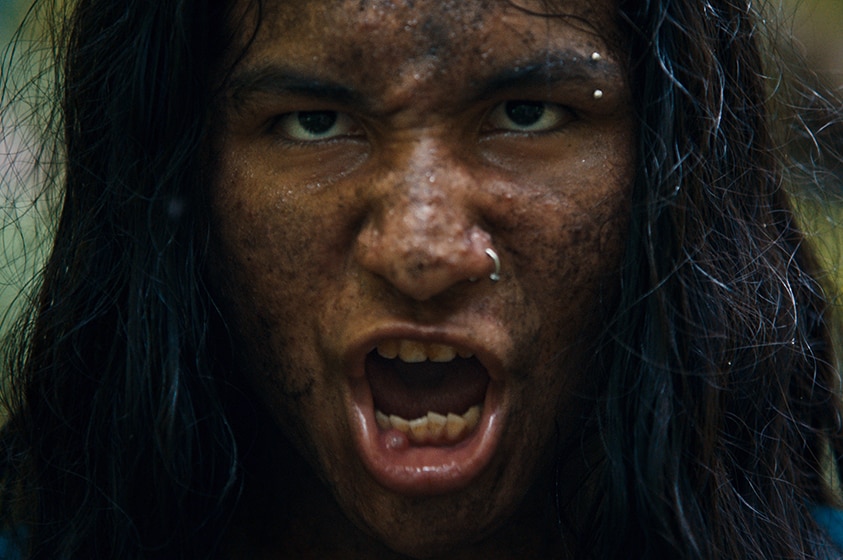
[348,377,503,496]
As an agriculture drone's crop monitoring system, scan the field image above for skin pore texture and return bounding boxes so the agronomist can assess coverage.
[208,0,635,557]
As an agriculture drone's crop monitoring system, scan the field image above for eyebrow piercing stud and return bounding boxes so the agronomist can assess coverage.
[485,248,501,282]
[591,53,604,99]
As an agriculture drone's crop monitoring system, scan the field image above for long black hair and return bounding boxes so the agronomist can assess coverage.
[0,0,842,558]
[1,0,244,557]
[588,0,843,557]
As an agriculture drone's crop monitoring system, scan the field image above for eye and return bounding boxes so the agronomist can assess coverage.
[486,100,573,133]
[271,110,357,141]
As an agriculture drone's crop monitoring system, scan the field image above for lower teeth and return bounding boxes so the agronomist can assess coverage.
[375,406,481,445]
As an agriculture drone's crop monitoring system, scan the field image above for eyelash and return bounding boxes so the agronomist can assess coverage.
[484,101,575,133]
[266,111,361,143]
[266,100,575,144]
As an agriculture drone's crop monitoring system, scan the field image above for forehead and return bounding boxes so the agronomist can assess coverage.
[250,0,620,46]
[226,0,624,101]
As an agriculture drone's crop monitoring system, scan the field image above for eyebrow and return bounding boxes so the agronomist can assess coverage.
[226,69,365,112]
[224,49,613,112]
[471,51,612,99]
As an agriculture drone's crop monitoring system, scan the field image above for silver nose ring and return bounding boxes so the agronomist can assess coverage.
[485,248,501,282]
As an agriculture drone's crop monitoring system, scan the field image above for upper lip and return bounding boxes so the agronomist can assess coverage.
[341,322,506,382]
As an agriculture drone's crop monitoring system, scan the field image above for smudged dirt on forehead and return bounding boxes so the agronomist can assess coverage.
[224,0,626,106]
[242,0,621,56]
[244,0,493,73]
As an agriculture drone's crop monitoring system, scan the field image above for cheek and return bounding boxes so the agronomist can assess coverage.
[502,169,631,418]
[516,187,629,325]
[512,197,629,448]
[209,155,352,308]
[206,167,342,422]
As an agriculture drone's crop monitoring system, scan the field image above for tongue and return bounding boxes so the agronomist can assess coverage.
[366,351,489,419]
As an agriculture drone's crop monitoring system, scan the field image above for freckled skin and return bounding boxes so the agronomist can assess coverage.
[208,0,635,558]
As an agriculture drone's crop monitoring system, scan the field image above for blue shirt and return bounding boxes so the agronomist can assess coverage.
[812,505,843,550]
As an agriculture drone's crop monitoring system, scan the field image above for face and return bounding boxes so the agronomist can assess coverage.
[209,0,634,556]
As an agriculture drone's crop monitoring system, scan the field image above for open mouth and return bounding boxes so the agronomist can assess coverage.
[348,337,503,495]
[368,340,488,446]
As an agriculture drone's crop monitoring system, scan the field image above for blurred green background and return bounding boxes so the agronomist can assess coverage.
[787,0,843,83]
[0,0,27,40]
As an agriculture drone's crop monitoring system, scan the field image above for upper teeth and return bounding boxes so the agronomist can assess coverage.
[376,340,474,363]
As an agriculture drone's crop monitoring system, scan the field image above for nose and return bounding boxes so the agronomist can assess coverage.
[354,142,497,301]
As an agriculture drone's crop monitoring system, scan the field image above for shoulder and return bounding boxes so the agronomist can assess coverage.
[812,504,843,551]
[0,528,23,560]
